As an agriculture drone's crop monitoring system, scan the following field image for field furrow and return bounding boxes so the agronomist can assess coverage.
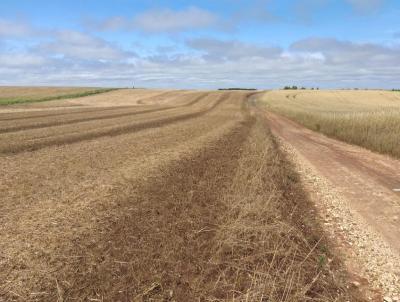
[0,92,224,154]
[0,105,135,121]
[0,89,196,120]
[0,106,169,133]
[0,92,209,133]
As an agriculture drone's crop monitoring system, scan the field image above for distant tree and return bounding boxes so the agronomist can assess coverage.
[283,85,303,90]
[301,87,306,90]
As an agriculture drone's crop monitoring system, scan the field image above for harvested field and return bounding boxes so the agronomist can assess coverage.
[0,90,361,301]
[0,88,198,112]
[0,86,117,106]
[259,90,400,158]
[0,87,98,100]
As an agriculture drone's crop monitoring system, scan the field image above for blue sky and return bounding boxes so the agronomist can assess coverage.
[0,0,399,89]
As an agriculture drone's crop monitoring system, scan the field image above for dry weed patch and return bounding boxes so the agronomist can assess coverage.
[203,116,362,301]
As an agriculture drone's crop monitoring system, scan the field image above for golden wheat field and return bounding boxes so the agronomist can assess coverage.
[0,88,365,301]
[259,90,400,158]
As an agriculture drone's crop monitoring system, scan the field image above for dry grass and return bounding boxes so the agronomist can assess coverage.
[259,90,400,158]
[0,86,97,99]
[0,92,218,154]
[0,91,362,301]
[0,92,208,134]
[0,86,117,105]
[203,113,361,301]
[49,89,198,108]
[0,89,203,113]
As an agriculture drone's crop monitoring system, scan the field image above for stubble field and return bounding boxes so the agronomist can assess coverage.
[0,86,118,106]
[0,88,362,301]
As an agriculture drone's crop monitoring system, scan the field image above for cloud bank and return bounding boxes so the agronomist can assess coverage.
[0,1,399,89]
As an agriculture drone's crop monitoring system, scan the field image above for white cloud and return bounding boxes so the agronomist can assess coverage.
[186,38,282,61]
[90,6,218,33]
[290,0,386,23]
[85,2,281,34]
[0,18,39,37]
[290,37,400,66]
[134,7,218,32]
[0,53,47,67]
[37,30,134,61]
[3,35,400,89]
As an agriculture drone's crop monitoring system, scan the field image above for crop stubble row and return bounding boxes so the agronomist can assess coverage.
[0,91,355,301]
[0,92,222,154]
[0,92,208,134]
[0,91,252,300]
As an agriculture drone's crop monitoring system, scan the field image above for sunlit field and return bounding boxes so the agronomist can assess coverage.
[259,90,400,158]
[0,86,115,105]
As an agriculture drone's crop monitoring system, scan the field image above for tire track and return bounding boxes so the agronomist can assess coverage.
[0,94,214,147]
[0,93,228,155]
[135,90,177,105]
[0,106,172,133]
[0,105,135,121]
[0,93,209,134]
[0,91,203,122]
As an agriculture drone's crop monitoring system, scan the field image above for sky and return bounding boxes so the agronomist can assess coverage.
[0,0,399,89]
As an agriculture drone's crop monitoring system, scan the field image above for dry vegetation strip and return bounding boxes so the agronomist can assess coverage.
[0,92,208,134]
[0,105,171,133]
[0,86,99,99]
[204,114,362,301]
[259,90,400,158]
[0,91,361,301]
[0,87,117,105]
[0,105,134,121]
[0,93,219,154]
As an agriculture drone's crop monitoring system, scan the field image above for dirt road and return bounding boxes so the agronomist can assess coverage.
[265,111,400,297]
[266,111,400,252]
